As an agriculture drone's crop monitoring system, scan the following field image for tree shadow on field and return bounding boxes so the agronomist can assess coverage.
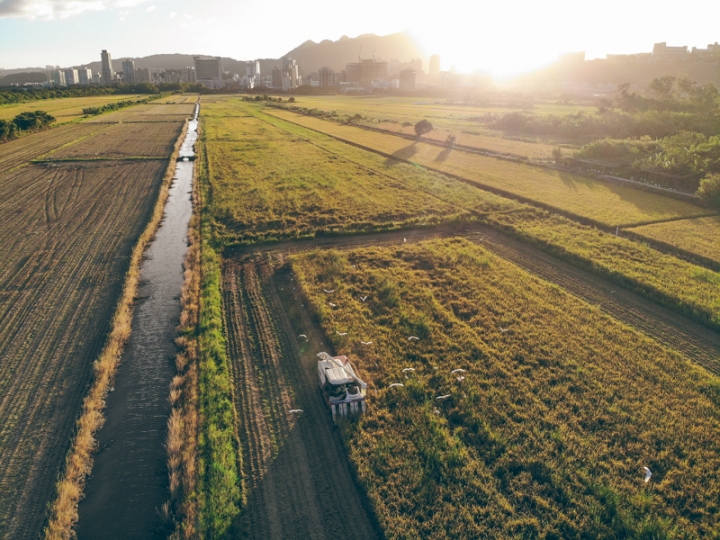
[558,170,580,192]
[385,143,418,167]
[435,147,452,163]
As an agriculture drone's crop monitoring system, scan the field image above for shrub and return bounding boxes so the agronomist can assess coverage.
[697,173,720,208]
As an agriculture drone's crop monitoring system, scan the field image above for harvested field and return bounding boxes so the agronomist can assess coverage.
[0,159,169,539]
[291,238,720,538]
[627,215,720,266]
[266,107,707,227]
[45,120,185,160]
[0,95,139,124]
[200,104,517,245]
[0,123,112,172]
[223,259,379,540]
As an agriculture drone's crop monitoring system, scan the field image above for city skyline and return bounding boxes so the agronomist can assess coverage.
[1,0,720,77]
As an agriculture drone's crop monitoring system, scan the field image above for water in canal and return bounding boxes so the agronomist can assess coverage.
[76,104,198,539]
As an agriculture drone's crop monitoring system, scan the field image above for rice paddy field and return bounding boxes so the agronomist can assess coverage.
[290,239,720,539]
[265,107,709,228]
[627,216,720,266]
[0,95,142,124]
[0,100,189,539]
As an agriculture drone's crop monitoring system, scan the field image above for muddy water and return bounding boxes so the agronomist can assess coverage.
[76,104,198,539]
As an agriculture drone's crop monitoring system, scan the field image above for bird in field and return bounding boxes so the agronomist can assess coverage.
[499,326,509,333]
[643,467,652,483]
[298,334,307,340]
[451,369,466,374]
[360,295,368,302]
[289,409,304,414]
[329,302,337,307]
[360,341,373,345]
[336,330,348,336]
[408,336,420,341]
[436,394,451,400]
[402,368,415,373]
[403,238,407,243]
[433,408,441,415]
[456,376,465,382]
[324,289,335,293]
[388,383,404,389]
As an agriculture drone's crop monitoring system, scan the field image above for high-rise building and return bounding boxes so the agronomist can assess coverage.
[399,69,417,90]
[63,69,79,85]
[101,50,114,84]
[77,68,92,85]
[122,59,136,84]
[346,58,388,88]
[319,67,334,88]
[246,61,260,78]
[135,68,151,84]
[182,67,196,83]
[429,54,440,80]
[271,66,282,89]
[194,56,223,88]
[47,70,66,86]
[282,57,299,87]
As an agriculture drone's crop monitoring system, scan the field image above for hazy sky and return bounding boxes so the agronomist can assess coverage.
[1,0,719,77]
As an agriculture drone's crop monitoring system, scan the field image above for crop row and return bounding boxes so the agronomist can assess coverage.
[291,239,720,538]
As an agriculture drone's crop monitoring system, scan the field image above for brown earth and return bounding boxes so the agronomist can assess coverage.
[223,260,380,540]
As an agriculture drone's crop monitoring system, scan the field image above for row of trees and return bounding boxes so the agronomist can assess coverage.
[82,96,158,116]
[0,111,55,142]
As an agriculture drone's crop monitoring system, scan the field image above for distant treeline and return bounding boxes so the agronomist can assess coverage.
[0,110,55,142]
[0,82,205,106]
[82,94,164,116]
[490,76,720,141]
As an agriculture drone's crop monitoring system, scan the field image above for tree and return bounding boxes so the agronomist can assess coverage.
[697,173,720,208]
[414,119,433,138]
[288,97,295,103]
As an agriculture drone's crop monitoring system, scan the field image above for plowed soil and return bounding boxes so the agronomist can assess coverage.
[0,159,168,539]
[223,260,379,540]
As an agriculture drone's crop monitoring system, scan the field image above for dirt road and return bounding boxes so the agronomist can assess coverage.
[223,260,379,540]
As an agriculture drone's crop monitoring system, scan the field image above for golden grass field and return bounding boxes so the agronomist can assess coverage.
[0,95,141,124]
[265,108,708,227]
[291,239,720,539]
[628,216,720,266]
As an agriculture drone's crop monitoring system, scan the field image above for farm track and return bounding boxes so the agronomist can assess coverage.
[223,260,379,540]
[0,158,170,538]
[228,224,720,377]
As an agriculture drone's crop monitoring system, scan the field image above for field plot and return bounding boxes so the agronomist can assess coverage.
[291,239,720,539]
[0,95,139,124]
[627,216,720,266]
[222,260,378,539]
[45,120,185,160]
[84,102,194,123]
[0,160,168,539]
[0,123,112,172]
[200,102,519,245]
[266,108,707,227]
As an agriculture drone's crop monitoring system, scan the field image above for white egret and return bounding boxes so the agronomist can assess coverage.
[643,467,652,483]
[436,395,451,400]
[388,383,404,389]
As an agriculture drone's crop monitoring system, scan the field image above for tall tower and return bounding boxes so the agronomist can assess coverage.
[101,50,114,85]
[429,54,440,80]
[122,59,136,84]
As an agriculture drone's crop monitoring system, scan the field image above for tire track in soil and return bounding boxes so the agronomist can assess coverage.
[228,224,720,378]
[223,260,379,540]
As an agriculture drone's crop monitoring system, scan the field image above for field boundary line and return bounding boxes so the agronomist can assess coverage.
[267,106,705,205]
[43,117,190,540]
[32,157,170,164]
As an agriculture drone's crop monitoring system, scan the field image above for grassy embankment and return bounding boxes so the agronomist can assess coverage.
[292,239,720,539]
[218,101,720,332]
[43,119,189,540]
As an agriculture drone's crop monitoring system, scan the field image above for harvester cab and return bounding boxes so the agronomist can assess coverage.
[317,352,367,422]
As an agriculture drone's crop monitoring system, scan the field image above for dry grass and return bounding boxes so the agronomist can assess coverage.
[627,215,720,266]
[0,95,139,124]
[43,120,189,540]
[266,107,707,228]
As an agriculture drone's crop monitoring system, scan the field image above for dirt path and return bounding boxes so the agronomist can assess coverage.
[223,260,379,540]
[228,224,720,377]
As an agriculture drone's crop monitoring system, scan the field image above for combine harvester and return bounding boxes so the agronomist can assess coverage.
[317,352,367,422]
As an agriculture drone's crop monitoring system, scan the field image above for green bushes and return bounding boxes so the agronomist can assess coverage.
[0,110,55,142]
[697,173,720,208]
[82,96,155,116]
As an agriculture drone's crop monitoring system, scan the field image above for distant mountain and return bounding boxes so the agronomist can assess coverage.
[0,71,48,85]
[281,32,425,74]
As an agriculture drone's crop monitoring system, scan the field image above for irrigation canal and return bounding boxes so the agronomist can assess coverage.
[76,104,198,539]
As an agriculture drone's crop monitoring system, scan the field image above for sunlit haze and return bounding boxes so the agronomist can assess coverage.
[1,0,719,77]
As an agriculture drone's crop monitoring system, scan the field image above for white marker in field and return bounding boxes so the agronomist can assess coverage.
[643,467,652,483]
[289,409,304,414]
[436,394,451,400]
[408,336,420,341]
[360,341,373,345]
[324,289,335,293]
[388,383,404,389]
[298,334,307,339]
[451,369,466,374]
[336,330,348,336]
